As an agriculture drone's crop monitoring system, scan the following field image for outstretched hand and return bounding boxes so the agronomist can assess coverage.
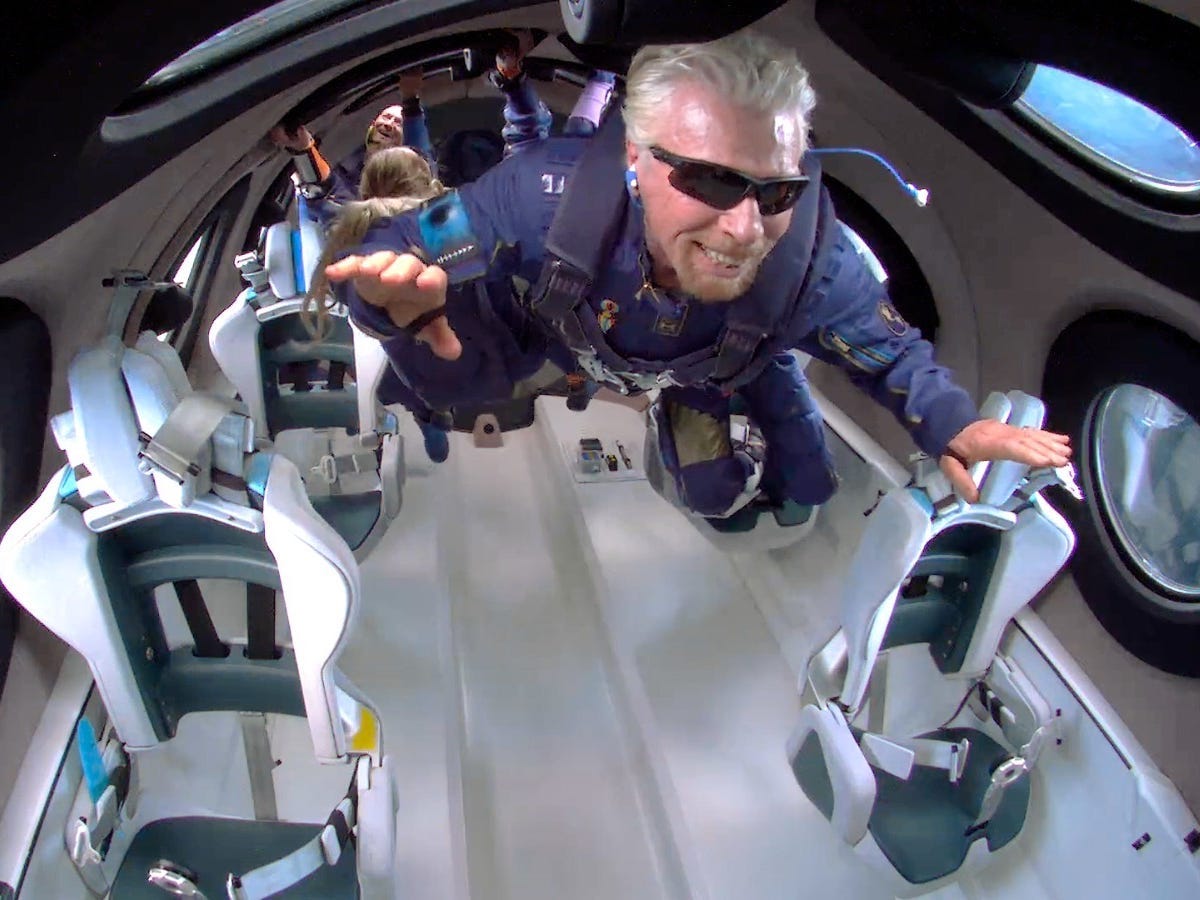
[325,251,461,360]
[939,419,1072,503]
[397,67,423,100]
[268,124,313,152]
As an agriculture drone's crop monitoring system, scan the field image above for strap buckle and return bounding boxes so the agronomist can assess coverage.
[531,258,590,319]
[138,430,202,485]
[969,755,1030,834]
[311,450,377,486]
[148,861,207,898]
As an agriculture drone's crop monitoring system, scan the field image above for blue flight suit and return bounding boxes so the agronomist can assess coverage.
[342,134,979,514]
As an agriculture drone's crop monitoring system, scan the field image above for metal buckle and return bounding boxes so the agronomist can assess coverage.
[969,756,1029,834]
[137,431,201,485]
[147,862,207,898]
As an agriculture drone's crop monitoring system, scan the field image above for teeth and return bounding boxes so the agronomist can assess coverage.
[700,245,741,267]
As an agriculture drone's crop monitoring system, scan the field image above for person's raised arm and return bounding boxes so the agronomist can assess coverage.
[397,68,435,169]
[796,224,1069,501]
[269,124,333,191]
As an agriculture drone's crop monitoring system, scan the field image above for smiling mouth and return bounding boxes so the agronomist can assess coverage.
[696,242,746,273]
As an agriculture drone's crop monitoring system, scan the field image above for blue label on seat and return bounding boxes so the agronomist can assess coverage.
[907,486,936,518]
[245,452,273,503]
[290,229,306,294]
[58,465,78,499]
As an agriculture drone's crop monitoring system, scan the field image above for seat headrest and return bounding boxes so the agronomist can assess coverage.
[263,220,324,300]
[51,335,154,507]
[53,334,254,519]
[975,390,1046,508]
[139,284,195,336]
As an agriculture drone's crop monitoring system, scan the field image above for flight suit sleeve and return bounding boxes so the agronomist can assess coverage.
[793,223,979,456]
[400,97,437,175]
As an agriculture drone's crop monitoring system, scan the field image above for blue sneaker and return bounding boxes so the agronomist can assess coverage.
[418,419,450,463]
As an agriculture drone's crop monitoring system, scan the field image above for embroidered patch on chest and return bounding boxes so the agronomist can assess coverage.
[652,301,689,337]
[541,173,566,195]
[598,299,619,332]
[878,300,909,336]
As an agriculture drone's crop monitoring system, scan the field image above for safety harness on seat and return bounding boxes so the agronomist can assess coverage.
[526,110,838,396]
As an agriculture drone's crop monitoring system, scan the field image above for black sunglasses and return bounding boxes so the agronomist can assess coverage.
[648,145,809,216]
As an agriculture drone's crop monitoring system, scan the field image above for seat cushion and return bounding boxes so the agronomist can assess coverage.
[868,726,1030,886]
[310,492,382,551]
[112,816,357,898]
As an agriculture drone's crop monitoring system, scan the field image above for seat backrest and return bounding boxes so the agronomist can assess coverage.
[838,487,933,714]
[1,335,380,763]
[838,390,1076,708]
[213,228,388,442]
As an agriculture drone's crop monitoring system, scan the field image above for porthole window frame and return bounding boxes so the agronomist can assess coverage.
[1088,383,1200,603]
[1006,65,1200,213]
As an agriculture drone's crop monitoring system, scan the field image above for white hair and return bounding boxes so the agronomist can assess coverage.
[623,28,818,148]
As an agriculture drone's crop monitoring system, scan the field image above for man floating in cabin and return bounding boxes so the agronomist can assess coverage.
[325,28,1071,523]
[269,68,433,224]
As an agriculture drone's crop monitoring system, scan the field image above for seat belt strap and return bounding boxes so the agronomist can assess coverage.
[327,361,347,391]
[138,393,239,485]
[235,252,271,295]
[174,580,227,658]
[860,732,970,782]
[226,794,357,900]
[529,111,631,379]
[543,109,629,277]
[245,583,278,661]
[967,722,1052,834]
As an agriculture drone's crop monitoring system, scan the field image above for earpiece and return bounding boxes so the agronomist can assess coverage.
[625,166,639,198]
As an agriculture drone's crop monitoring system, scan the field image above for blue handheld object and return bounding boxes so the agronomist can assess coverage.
[77,718,110,805]
[417,192,487,284]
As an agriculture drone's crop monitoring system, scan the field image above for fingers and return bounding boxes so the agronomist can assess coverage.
[416,316,462,361]
[1011,427,1073,467]
[325,251,399,286]
[939,454,979,503]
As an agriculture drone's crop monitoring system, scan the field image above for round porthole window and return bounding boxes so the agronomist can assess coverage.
[1090,384,1200,601]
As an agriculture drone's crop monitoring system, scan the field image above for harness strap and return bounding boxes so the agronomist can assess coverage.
[967,722,1052,835]
[174,580,228,659]
[245,583,278,661]
[225,792,358,899]
[860,732,970,783]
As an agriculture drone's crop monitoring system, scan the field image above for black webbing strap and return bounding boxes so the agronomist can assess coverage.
[326,796,355,849]
[278,361,313,393]
[327,361,347,391]
[542,109,630,278]
[245,583,279,660]
[174,580,228,658]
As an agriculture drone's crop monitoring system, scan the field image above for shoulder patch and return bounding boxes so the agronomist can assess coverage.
[878,300,909,336]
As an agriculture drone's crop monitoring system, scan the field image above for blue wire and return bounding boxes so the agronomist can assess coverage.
[807,147,929,206]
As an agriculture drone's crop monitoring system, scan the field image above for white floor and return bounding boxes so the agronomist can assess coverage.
[335,395,894,900]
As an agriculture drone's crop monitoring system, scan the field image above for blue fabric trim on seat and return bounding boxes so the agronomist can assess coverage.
[907,487,935,518]
[58,465,78,499]
[291,229,306,294]
[245,452,273,503]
